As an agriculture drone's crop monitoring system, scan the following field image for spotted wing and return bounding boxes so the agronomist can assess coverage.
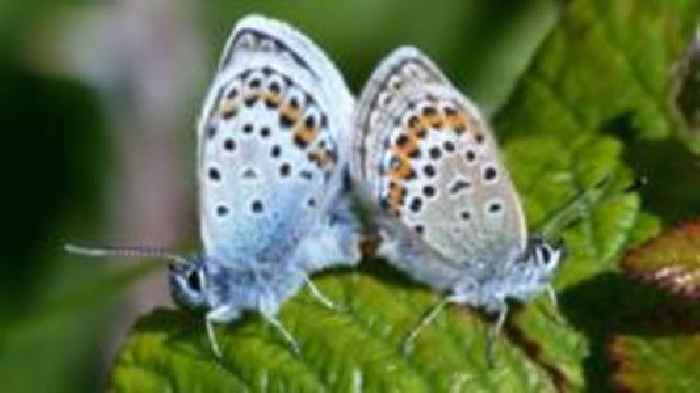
[197,15,355,268]
[352,47,527,276]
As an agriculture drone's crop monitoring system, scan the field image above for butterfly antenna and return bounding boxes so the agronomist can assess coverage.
[64,243,189,265]
[536,174,613,240]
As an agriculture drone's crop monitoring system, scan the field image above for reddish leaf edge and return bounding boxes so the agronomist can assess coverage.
[620,219,700,300]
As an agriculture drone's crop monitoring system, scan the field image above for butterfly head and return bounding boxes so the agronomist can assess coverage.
[517,235,566,291]
[168,257,210,312]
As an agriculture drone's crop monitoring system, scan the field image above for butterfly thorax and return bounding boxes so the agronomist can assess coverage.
[169,254,306,316]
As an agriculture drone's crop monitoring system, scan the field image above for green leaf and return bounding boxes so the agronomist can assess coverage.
[494,0,700,144]
[608,310,700,393]
[620,220,700,299]
[502,134,651,391]
[492,0,700,225]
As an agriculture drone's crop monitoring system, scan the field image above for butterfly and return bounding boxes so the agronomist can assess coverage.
[67,14,360,357]
[350,46,566,363]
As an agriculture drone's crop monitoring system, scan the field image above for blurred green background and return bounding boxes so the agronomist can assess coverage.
[0,1,697,392]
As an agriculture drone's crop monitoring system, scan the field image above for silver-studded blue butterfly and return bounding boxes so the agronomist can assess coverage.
[350,47,565,363]
[67,15,360,357]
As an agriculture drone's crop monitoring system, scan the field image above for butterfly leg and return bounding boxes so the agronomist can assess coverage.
[402,297,450,355]
[546,285,558,310]
[259,295,301,356]
[536,174,612,239]
[205,318,221,358]
[261,311,301,356]
[486,302,508,368]
[541,284,567,326]
[205,305,240,358]
[303,275,340,311]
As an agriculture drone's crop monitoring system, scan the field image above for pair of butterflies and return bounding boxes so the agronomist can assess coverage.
[67,14,565,361]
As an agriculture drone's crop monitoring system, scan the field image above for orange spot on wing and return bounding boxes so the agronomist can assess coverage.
[294,123,318,146]
[308,148,335,170]
[280,103,301,123]
[445,111,469,132]
[392,158,414,179]
[219,99,238,118]
[408,110,472,135]
[387,181,405,216]
[262,92,282,106]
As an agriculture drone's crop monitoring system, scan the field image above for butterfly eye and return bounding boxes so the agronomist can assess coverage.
[539,246,551,265]
[187,270,202,292]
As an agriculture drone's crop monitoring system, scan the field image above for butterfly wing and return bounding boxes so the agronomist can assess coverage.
[352,47,527,287]
[198,15,356,269]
